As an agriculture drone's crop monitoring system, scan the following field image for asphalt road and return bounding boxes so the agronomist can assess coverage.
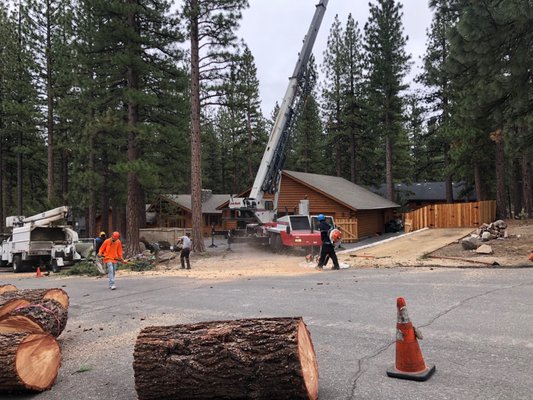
[2,266,533,400]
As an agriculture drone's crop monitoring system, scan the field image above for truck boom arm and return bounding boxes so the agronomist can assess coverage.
[8,206,70,228]
[250,0,329,202]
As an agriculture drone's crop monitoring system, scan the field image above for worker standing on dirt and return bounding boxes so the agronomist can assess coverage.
[95,231,106,255]
[316,214,340,270]
[178,232,192,269]
[98,231,124,290]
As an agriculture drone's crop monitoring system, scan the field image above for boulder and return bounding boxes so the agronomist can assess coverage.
[461,237,480,250]
[475,244,493,254]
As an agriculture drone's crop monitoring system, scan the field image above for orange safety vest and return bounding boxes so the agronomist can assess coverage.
[98,238,123,263]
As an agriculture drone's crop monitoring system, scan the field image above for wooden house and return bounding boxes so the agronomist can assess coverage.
[147,190,229,236]
[219,170,400,242]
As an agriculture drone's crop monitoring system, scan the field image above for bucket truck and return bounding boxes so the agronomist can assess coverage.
[228,0,333,251]
[0,206,83,273]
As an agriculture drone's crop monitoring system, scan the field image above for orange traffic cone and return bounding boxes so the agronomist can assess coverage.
[386,297,435,381]
[35,266,43,278]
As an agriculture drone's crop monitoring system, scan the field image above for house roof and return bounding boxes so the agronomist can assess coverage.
[283,170,399,210]
[161,194,230,214]
[371,182,476,202]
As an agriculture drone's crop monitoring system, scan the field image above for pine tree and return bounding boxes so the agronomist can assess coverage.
[321,15,345,177]
[0,3,46,216]
[447,0,532,217]
[75,0,186,253]
[418,0,466,202]
[289,55,323,174]
[340,14,367,184]
[364,0,411,200]
[181,0,248,252]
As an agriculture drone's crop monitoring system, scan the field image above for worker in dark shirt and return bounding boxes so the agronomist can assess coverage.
[95,231,106,255]
[316,214,340,270]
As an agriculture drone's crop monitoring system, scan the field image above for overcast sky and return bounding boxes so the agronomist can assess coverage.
[237,1,434,116]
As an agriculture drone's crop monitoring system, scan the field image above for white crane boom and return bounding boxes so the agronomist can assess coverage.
[230,0,329,224]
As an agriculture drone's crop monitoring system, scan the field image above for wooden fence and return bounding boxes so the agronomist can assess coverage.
[403,201,496,232]
[335,218,358,243]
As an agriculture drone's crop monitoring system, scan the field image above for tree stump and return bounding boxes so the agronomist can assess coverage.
[0,284,17,295]
[0,299,68,337]
[0,289,69,316]
[133,317,319,400]
[0,332,61,392]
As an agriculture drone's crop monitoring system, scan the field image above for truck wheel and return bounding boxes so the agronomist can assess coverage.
[270,234,283,253]
[13,255,23,273]
[51,260,60,273]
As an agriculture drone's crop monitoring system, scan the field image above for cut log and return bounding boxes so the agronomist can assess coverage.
[0,284,17,295]
[0,288,69,311]
[0,332,61,392]
[0,299,68,337]
[0,298,30,319]
[133,317,319,400]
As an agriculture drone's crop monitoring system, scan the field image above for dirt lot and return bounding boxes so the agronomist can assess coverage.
[120,220,533,280]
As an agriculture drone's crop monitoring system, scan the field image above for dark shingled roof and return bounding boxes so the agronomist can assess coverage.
[283,170,399,210]
[371,182,476,202]
[161,194,230,214]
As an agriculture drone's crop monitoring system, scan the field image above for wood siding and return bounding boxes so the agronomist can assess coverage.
[277,175,355,218]
[356,210,385,238]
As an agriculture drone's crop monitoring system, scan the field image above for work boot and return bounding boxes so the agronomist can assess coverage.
[332,265,340,270]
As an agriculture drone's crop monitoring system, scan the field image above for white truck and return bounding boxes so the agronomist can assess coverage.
[0,206,85,273]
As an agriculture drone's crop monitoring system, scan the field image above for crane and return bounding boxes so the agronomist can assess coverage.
[229,0,329,224]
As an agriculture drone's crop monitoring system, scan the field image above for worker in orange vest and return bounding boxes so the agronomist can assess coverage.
[98,231,124,290]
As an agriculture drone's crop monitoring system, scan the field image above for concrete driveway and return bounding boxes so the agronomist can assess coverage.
[339,228,474,257]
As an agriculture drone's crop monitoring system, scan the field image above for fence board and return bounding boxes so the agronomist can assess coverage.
[403,201,496,230]
[335,218,358,243]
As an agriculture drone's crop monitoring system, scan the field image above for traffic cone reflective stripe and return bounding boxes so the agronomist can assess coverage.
[387,297,435,381]
[36,266,43,278]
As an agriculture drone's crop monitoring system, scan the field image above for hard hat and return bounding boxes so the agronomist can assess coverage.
[317,214,325,221]
[112,231,120,239]
[100,231,106,236]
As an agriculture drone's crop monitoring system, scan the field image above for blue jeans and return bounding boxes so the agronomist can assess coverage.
[107,262,117,287]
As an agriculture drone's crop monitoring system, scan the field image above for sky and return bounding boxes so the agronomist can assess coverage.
[237,0,434,116]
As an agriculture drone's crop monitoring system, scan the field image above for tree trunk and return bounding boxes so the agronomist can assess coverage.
[474,163,485,201]
[0,285,17,295]
[511,158,522,217]
[125,2,141,257]
[190,0,205,252]
[0,289,69,318]
[490,129,507,219]
[0,332,60,392]
[385,135,394,201]
[133,317,318,400]
[444,147,453,203]
[46,0,54,204]
[0,299,67,337]
[521,154,532,217]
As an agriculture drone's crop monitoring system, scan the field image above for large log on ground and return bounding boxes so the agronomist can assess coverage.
[0,284,17,295]
[0,297,30,319]
[133,317,319,400]
[0,289,69,315]
[0,332,61,392]
[0,299,68,337]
